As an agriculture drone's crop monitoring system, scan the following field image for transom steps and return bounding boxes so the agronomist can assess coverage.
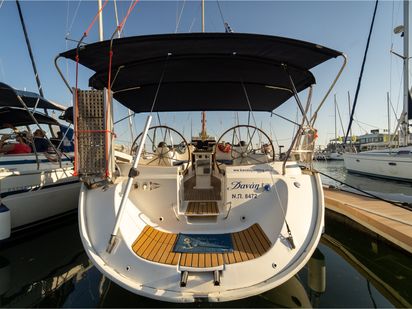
[184,176,221,201]
[131,224,271,268]
[185,201,219,216]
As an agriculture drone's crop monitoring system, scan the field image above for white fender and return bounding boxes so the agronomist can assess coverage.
[308,248,326,293]
[0,204,11,240]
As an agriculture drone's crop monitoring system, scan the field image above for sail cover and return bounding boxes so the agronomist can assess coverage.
[0,82,66,111]
[60,33,342,113]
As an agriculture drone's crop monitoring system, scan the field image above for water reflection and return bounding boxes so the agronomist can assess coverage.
[0,217,93,308]
[0,212,411,307]
[322,211,412,308]
[314,160,412,204]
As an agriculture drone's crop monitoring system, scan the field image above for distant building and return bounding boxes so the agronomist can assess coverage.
[356,129,398,151]
[327,129,399,152]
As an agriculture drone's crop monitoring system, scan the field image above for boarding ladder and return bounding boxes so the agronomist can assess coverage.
[74,89,113,183]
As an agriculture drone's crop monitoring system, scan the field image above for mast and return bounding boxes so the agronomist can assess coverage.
[200,0,207,140]
[334,94,337,144]
[98,0,104,41]
[15,0,56,137]
[16,0,43,99]
[387,92,391,145]
[402,0,409,145]
[201,111,207,140]
[201,0,205,32]
[347,91,353,141]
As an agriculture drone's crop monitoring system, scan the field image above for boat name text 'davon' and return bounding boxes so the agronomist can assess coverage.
[229,181,271,199]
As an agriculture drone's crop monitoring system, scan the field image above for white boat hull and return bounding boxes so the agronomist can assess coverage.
[327,152,344,161]
[343,147,412,182]
[78,162,324,302]
[0,153,80,240]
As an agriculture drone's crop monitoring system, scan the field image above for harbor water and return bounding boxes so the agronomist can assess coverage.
[314,160,412,205]
[0,161,411,308]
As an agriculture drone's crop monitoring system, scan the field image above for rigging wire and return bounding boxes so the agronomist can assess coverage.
[216,0,226,29]
[175,0,186,33]
[353,119,380,129]
[188,2,201,32]
[66,0,82,38]
[344,0,379,144]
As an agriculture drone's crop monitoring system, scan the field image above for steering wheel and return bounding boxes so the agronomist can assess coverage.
[131,125,190,173]
[214,124,275,173]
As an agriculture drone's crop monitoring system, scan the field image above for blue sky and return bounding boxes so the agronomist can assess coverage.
[0,0,407,147]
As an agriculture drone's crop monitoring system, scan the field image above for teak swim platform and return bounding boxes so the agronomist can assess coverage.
[131,224,271,267]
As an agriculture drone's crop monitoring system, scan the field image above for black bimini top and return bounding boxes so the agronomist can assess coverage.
[60,33,342,113]
[0,107,59,127]
[0,82,66,111]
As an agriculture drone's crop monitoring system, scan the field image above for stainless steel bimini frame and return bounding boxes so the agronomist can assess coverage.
[281,54,347,175]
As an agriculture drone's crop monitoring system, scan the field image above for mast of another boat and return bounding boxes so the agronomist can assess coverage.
[347,91,353,145]
[200,0,207,141]
[334,94,337,147]
[387,92,391,146]
[402,0,409,146]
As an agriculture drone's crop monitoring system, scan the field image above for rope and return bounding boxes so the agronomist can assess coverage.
[84,0,109,36]
[73,0,109,175]
[103,0,139,177]
[105,50,114,177]
[117,0,139,32]
[344,0,379,144]
[311,167,412,210]
[73,54,80,176]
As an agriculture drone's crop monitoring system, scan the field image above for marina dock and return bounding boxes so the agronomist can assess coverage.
[324,187,412,254]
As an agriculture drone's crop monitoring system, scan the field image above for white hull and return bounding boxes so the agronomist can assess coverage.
[325,152,344,161]
[0,153,80,240]
[343,147,412,182]
[78,161,324,302]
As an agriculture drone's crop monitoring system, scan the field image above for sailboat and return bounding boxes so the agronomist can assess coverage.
[343,1,412,182]
[56,0,346,299]
[324,95,347,160]
[0,82,80,241]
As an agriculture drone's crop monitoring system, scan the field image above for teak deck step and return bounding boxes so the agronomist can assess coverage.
[131,224,271,268]
[185,201,219,216]
[184,176,221,201]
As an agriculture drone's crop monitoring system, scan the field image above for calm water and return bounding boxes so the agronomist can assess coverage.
[1,213,411,307]
[1,162,411,308]
[314,160,412,205]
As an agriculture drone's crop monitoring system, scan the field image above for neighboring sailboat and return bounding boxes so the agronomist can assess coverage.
[324,95,345,160]
[343,0,412,182]
[0,82,79,241]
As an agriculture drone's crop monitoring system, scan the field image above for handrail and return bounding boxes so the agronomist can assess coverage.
[15,95,62,168]
[106,115,153,254]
